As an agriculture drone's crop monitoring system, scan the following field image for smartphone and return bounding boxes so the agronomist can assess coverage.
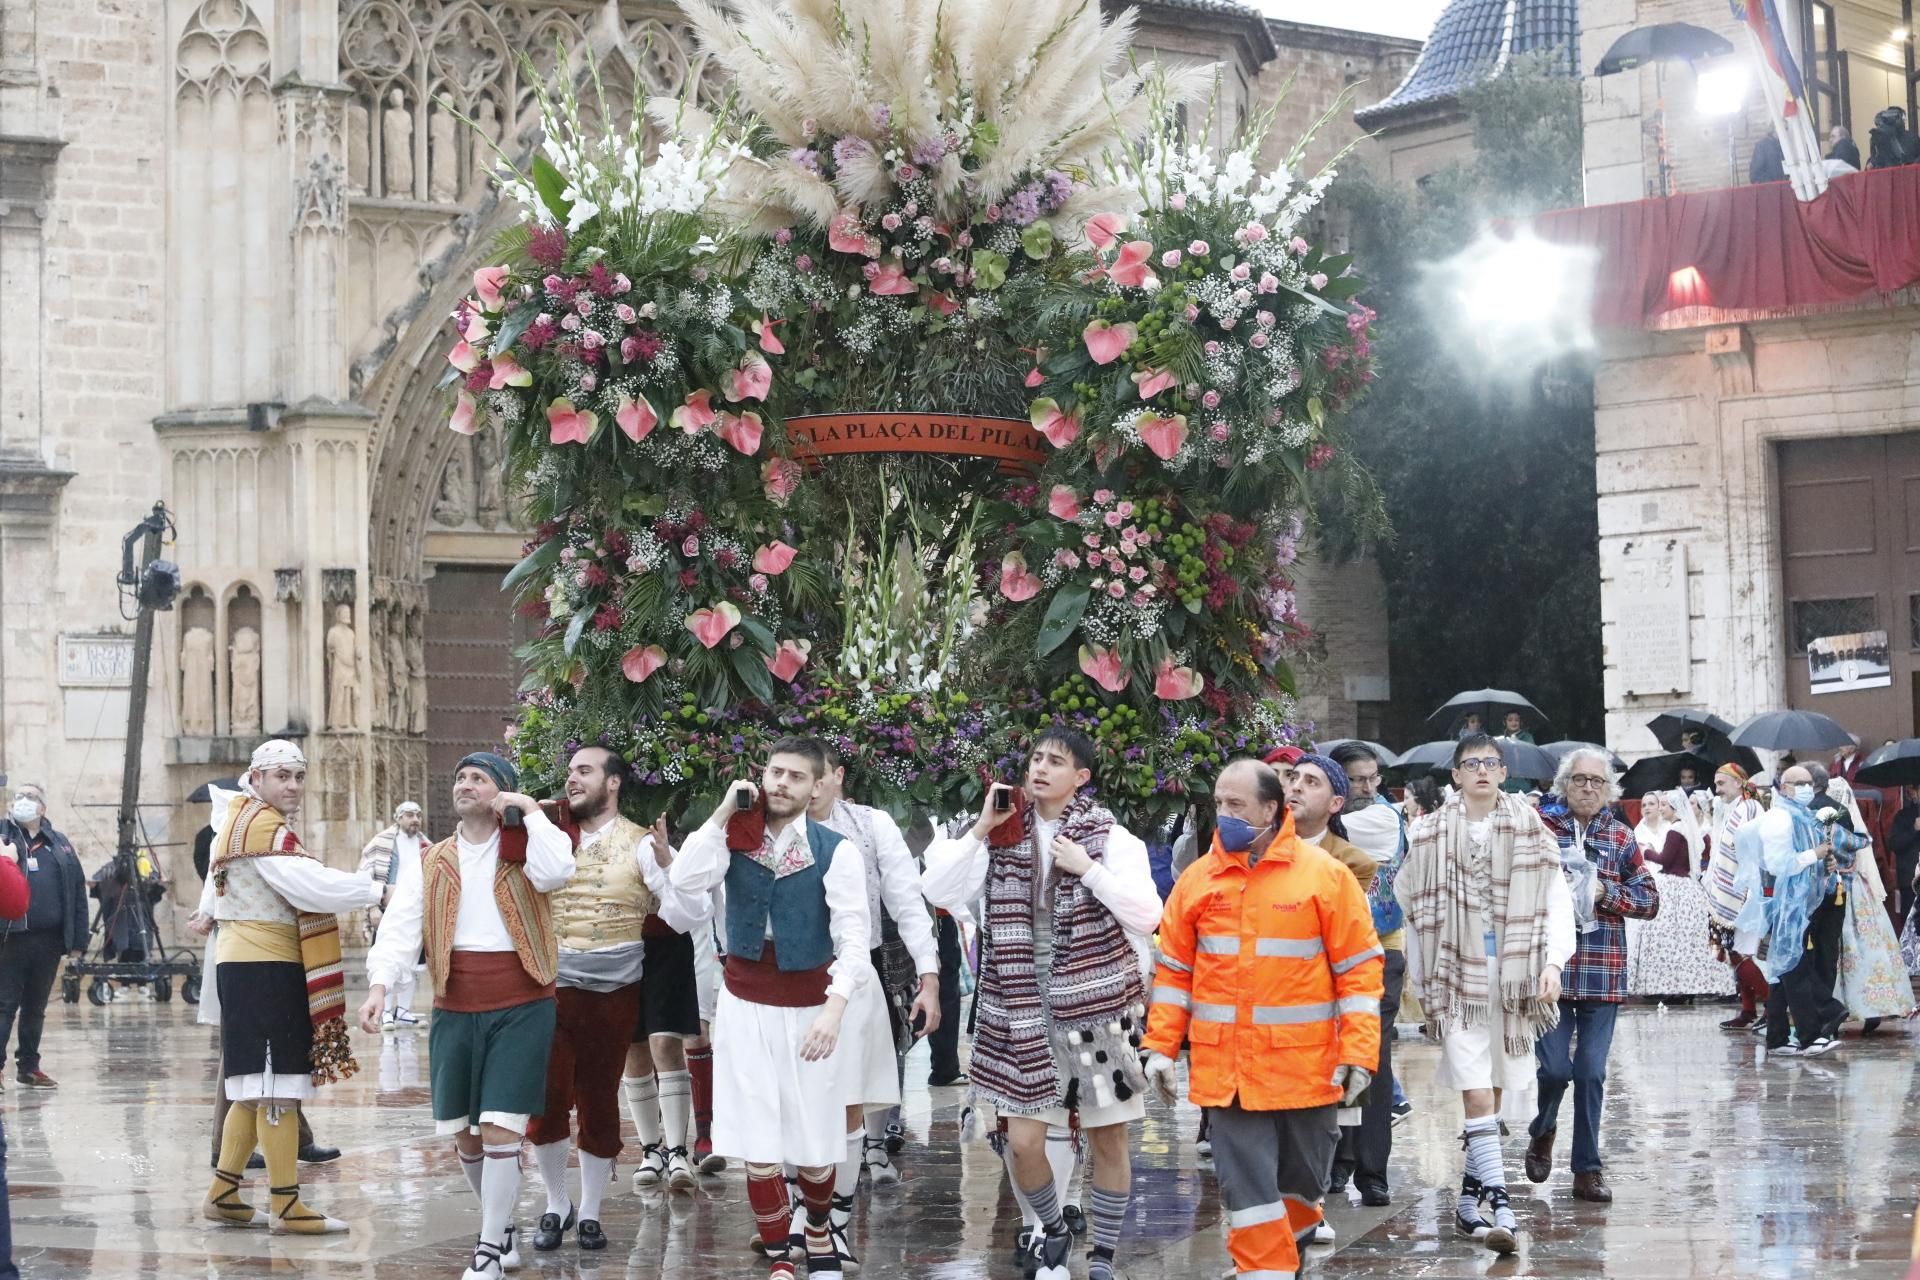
[994,786,1013,812]
[735,788,754,811]
[503,805,524,828]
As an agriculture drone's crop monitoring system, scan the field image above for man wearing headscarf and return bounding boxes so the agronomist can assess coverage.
[203,740,383,1236]
[358,800,429,1026]
[1522,748,1656,1206]
[360,750,576,1280]
[1707,764,1769,1028]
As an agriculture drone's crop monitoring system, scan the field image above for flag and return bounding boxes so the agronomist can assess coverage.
[1731,0,1809,112]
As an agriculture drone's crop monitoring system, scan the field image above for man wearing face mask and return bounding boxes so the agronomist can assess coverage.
[1143,757,1382,1280]
[0,783,89,1089]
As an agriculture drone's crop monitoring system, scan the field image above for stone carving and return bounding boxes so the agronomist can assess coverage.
[385,620,408,731]
[368,605,390,729]
[406,606,428,735]
[433,439,472,526]
[181,626,217,737]
[474,422,504,529]
[273,568,303,603]
[428,101,459,203]
[382,87,413,199]
[295,155,348,233]
[325,604,360,730]
[469,98,500,194]
[323,568,357,605]
[346,97,370,193]
[230,626,263,735]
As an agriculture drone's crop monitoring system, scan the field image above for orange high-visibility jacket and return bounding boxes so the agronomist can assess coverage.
[1144,813,1385,1110]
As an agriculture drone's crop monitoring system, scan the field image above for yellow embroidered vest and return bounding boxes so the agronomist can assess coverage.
[421,833,559,996]
[552,816,656,951]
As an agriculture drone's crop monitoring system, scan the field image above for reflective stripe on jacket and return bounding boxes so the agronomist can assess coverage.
[1144,812,1385,1110]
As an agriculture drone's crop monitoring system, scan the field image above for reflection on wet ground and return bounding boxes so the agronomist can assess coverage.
[11,998,1915,1276]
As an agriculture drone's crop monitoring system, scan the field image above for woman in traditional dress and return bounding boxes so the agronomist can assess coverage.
[1825,779,1914,1026]
[1627,791,1735,999]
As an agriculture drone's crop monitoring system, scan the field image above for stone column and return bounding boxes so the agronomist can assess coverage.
[277,83,351,403]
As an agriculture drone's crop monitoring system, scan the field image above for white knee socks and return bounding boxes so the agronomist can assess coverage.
[479,1142,522,1247]
[580,1151,614,1222]
[1463,1116,1513,1230]
[623,1074,663,1148]
[1046,1124,1078,1209]
[460,1147,485,1198]
[532,1139,571,1217]
[657,1068,692,1150]
[833,1126,862,1226]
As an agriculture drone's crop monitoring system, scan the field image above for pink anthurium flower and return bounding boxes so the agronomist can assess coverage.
[1108,241,1158,288]
[615,393,657,442]
[684,601,743,649]
[489,352,532,390]
[1132,367,1177,400]
[449,391,478,435]
[828,208,881,257]
[1082,319,1137,366]
[1048,485,1081,521]
[448,340,482,373]
[546,398,596,445]
[620,644,668,683]
[473,266,509,311]
[1086,212,1126,251]
[729,355,773,403]
[460,308,492,343]
[928,291,961,316]
[1077,644,1131,693]
[1030,398,1081,449]
[765,638,813,682]
[715,411,765,455]
[1137,412,1189,461]
[752,541,797,575]
[672,389,718,434]
[1152,657,1205,701]
[752,313,787,355]
[868,260,916,295]
[999,551,1043,602]
[762,457,802,504]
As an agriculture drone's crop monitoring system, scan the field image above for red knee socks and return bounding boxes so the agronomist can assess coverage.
[688,1044,714,1142]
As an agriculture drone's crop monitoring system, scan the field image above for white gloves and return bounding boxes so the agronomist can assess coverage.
[1143,1051,1179,1105]
[1330,1064,1373,1106]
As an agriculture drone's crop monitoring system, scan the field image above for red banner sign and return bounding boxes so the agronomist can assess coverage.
[785,413,1048,472]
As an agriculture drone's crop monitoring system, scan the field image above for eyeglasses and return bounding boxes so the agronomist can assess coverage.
[1457,757,1506,773]
[1567,774,1609,791]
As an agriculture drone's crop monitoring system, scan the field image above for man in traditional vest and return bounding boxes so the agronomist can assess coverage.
[203,739,381,1236]
[525,747,709,1252]
[796,742,941,1266]
[921,728,1162,1280]
[667,735,871,1280]
[358,800,427,1026]
[360,751,576,1280]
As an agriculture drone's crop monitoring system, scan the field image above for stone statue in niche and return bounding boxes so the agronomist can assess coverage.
[433,440,472,526]
[325,605,360,731]
[406,607,428,735]
[346,97,370,193]
[367,607,389,729]
[180,626,216,737]
[230,626,263,735]
[385,623,407,731]
[470,98,501,194]
[428,101,459,203]
[474,423,504,529]
[381,87,413,198]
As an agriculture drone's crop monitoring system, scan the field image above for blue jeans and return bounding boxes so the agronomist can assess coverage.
[1528,999,1619,1174]
[1391,1076,1407,1107]
[0,1111,18,1278]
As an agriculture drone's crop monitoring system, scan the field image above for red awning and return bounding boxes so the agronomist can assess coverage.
[1532,165,1920,328]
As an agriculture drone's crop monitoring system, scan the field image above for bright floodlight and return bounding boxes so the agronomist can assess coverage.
[1696,62,1751,116]
[1432,225,1599,366]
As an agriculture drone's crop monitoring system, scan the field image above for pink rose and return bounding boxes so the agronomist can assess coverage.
[1094,489,1114,504]
[1242,223,1268,244]
[749,573,770,593]
[1258,273,1279,294]
[1129,566,1147,583]
[1231,263,1251,281]
[793,255,814,273]
[1290,236,1309,254]
[1083,533,1102,549]
[580,330,604,350]
[1116,501,1134,517]
[1310,273,1329,289]
[1107,581,1127,599]
[1087,552,1104,569]
[1168,192,1187,211]
[1186,304,1200,322]
[1202,390,1222,409]
[682,535,701,556]
[1103,511,1123,528]
[561,313,582,332]
[1160,249,1183,270]
[1055,549,1081,570]
[1188,240,1209,257]
[616,303,637,324]
[881,213,902,231]
[775,227,794,246]
[1204,341,1222,356]
[578,371,597,391]
[1258,310,1276,329]
[576,297,594,316]
[1210,422,1231,442]
[1249,331,1269,349]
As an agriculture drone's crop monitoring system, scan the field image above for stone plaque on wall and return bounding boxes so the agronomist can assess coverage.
[59,634,134,687]
[1613,544,1690,697]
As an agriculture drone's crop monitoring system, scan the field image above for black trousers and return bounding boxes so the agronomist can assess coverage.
[927,914,964,1082]
[1332,948,1405,1192]
[1765,894,1849,1048]
[0,931,65,1073]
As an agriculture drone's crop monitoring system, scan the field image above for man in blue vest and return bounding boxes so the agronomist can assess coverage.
[668,736,871,1280]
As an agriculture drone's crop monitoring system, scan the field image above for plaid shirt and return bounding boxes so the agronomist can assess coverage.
[1539,802,1659,1003]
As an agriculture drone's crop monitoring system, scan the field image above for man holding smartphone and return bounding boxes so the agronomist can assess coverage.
[920,729,1161,1280]
[664,737,871,1280]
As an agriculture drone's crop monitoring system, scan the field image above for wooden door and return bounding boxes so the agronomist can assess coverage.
[423,565,530,825]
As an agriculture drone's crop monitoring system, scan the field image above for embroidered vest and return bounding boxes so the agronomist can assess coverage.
[725,821,841,973]
[421,833,559,995]
[211,857,298,924]
[552,817,655,951]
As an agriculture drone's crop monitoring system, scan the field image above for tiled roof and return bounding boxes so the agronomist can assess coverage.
[1354,0,1579,127]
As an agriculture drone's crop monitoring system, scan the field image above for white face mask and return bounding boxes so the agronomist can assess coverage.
[8,798,38,824]
[1791,784,1817,805]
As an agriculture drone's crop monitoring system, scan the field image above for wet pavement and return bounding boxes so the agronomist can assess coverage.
[9,995,1916,1277]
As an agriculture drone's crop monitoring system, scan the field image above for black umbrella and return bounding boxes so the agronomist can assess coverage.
[1312,738,1397,768]
[1856,739,1920,789]
[1729,709,1854,754]
[1645,709,1736,752]
[1391,737,1560,783]
[1594,23,1735,75]
[188,777,245,803]
[1541,741,1629,772]
[1424,689,1550,739]
[1618,750,1717,799]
